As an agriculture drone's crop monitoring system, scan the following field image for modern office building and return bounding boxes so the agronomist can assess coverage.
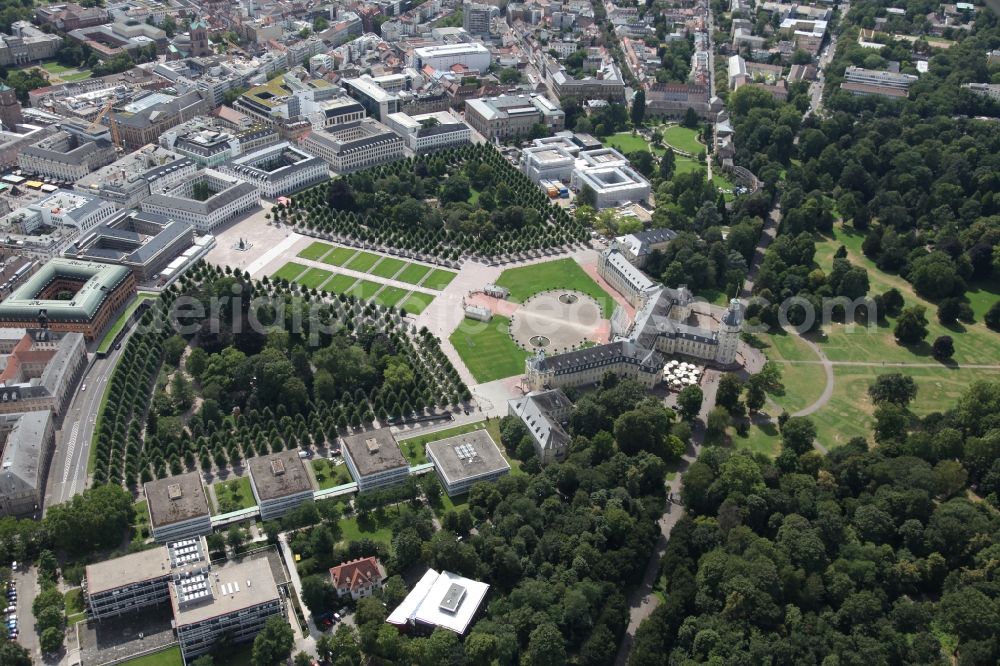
[140,169,260,233]
[571,148,651,209]
[171,558,284,662]
[247,450,315,520]
[841,66,917,99]
[17,130,116,182]
[144,472,213,543]
[329,557,387,600]
[84,547,172,621]
[0,259,135,342]
[220,142,329,198]
[425,430,510,496]
[386,569,490,635]
[412,43,492,73]
[341,427,410,492]
[341,76,400,122]
[506,389,572,464]
[0,410,55,516]
[463,2,496,36]
[464,94,565,141]
[300,119,404,174]
[384,110,472,153]
[520,144,576,184]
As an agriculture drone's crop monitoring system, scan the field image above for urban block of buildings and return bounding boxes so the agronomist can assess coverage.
[220,142,330,198]
[425,430,510,497]
[4,189,118,235]
[464,94,565,141]
[75,145,198,209]
[140,168,260,232]
[383,110,472,153]
[0,410,54,517]
[300,118,405,173]
[17,130,117,183]
[341,427,410,492]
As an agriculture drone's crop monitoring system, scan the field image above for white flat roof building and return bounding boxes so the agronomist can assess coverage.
[412,42,491,73]
[386,568,490,634]
[571,148,651,209]
[425,430,509,497]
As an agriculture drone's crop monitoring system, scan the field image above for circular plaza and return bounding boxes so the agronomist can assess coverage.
[508,290,606,353]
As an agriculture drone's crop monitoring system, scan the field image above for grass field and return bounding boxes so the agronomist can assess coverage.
[345,251,382,272]
[375,285,409,307]
[370,257,408,279]
[663,125,705,155]
[423,268,457,290]
[399,438,428,465]
[119,647,182,666]
[272,261,307,282]
[731,421,782,457]
[349,279,384,300]
[298,267,333,289]
[323,273,358,294]
[298,241,333,261]
[674,156,704,176]
[400,293,434,315]
[339,513,394,547]
[495,258,615,318]
[450,315,529,382]
[61,71,92,82]
[312,458,351,490]
[397,263,431,285]
[965,278,1000,323]
[212,476,255,514]
[604,132,665,155]
[321,246,356,266]
[42,62,73,73]
[97,292,158,354]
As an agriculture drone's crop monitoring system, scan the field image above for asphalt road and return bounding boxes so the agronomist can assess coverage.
[43,341,128,511]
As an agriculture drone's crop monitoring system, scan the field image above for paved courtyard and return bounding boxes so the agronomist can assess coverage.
[508,290,608,352]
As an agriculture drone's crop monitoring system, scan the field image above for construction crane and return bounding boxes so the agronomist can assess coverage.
[86,99,123,151]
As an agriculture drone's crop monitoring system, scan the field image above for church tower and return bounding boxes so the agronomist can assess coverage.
[716,298,743,365]
[189,17,211,57]
[0,83,23,132]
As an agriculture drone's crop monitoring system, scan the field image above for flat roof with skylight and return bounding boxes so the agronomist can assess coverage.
[425,430,509,496]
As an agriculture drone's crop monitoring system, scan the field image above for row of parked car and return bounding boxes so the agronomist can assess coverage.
[315,606,351,631]
[6,576,17,641]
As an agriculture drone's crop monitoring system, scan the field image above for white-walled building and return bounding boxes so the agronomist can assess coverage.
[506,389,572,464]
[220,142,329,198]
[341,427,410,492]
[571,148,651,209]
[384,110,471,153]
[412,42,491,73]
[140,169,259,232]
[425,430,510,496]
[300,118,404,173]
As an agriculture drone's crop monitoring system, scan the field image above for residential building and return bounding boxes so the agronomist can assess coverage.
[571,148,651,209]
[386,569,490,635]
[412,43,492,73]
[171,558,283,662]
[329,557,387,600]
[425,430,510,496]
[506,389,572,464]
[341,427,410,492]
[84,547,172,621]
[247,450,315,521]
[300,119,405,174]
[140,169,260,233]
[144,472,212,543]
[464,94,565,141]
[18,131,116,182]
[841,66,917,99]
[0,259,135,342]
[220,142,329,198]
[384,110,471,153]
[0,410,54,516]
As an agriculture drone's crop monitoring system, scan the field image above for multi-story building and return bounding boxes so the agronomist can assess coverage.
[34,3,110,31]
[75,145,197,209]
[0,22,62,66]
[18,131,116,182]
[160,124,242,168]
[520,144,576,183]
[247,450,316,521]
[547,58,627,103]
[571,148,651,209]
[110,91,209,150]
[0,259,135,342]
[506,389,572,464]
[342,76,402,122]
[0,410,55,516]
[144,472,213,543]
[329,557,387,600]
[646,83,720,121]
[300,119,404,174]
[341,427,410,492]
[220,142,329,198]
[463,2,496,36]
[5,189,118,235]
[464,94,565,141]
[613,228,677,268]
[140,169,260,233]
[412,43,492,73]
[386,569,490,635]
[384,110,471,153]
[0,329,87,422]
[425,430,510,496]
[841,66,918,99]
[84,547,172,621]
[171,558,283,662]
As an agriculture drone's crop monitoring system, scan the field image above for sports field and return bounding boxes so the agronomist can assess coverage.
[495,258,615,318]
[450,315,530,383]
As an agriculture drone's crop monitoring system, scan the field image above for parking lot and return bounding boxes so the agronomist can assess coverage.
[11,569,39,661]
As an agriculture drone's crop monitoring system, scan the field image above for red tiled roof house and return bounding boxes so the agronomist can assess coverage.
[329,557,387,600]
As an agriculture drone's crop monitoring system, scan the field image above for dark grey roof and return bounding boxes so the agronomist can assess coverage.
[531,340,663,376]
[0,411,53,500]
[247,450,313,501]
[144,471,210,528]
[143,156,196,182]
[342,427,408,477]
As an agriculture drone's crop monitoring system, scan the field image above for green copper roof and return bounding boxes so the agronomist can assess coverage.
[0,258,131,322]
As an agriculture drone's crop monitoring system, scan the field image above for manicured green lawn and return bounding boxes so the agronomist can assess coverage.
[370,257,407,279]
[423,268,457,290]
[345,250,382,272]
[119,647,183,666]
[450,314,529,382]
[757,331,826,415]
[400,292,434,315]
[272,261,307,282]
[212,476,255,514]
[97,292,158,354]
[713,171,736,200]
[349,279,384,300]
[321,246,356,266]
[298,241,333,261]
[61,71,92,82]
[298,267,333,289]
[495,258,616,318]
[604,132,664,155]
[731,421,781,457]
[399,439,427,465]
[375,285,409,307]
[396,263,432,285]
[674,156,704,176]
[964,278,1000,323]
[339,514,393,547]
[42,62,73,73]
[322,273,358,294]
[312,458,351,490]
[663,125,705,155]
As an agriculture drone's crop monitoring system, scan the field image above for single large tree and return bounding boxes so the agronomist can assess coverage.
[631,89,646,126]
[251,616,294,666]
[894,305,929,344]
[868,373,918,407]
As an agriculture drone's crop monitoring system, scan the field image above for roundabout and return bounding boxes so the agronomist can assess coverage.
[508,290,608,354]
